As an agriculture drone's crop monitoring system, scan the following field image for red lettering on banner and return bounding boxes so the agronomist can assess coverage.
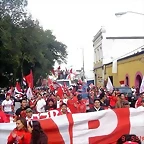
[48,110,59,118]
[88,120,100,129]
[40,118,65,144]
[89,108,130,144]
[67,114,74,144]
[39,108,131,144]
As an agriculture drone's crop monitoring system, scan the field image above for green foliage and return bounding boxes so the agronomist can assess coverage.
[0,0,67,87]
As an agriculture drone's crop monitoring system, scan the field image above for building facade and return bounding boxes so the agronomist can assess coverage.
[93,26,144,87]
[104,51,144,88]
[93,27,106,87]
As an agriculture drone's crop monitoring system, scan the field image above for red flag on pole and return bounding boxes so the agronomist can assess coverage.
[25,70,33,88]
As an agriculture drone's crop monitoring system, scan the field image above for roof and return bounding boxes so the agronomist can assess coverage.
[106,36,144,39]
[105,50,144,66]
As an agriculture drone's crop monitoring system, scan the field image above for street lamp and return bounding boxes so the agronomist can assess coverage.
[115,11,144,16]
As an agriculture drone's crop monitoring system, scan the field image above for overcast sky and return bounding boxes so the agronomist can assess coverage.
[27,0,144,72]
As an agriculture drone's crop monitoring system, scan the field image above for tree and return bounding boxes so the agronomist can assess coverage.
[0,0,67,87]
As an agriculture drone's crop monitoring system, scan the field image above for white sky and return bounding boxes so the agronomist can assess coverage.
[27,0,144,72]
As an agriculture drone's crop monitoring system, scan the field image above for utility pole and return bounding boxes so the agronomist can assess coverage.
[82,48,85,80]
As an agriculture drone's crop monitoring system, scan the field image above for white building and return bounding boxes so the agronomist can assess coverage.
[93,27,144,87]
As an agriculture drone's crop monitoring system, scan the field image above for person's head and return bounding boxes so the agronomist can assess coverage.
[94,99,100,108]
[123,101,130,108]
[77,94,82,101]
[112,91,116,96]
[120,93,125,100]
[57,96,60,101]
[69,92,73,99]
[6,94,10,100]
[63,93,67,99]
[141,93,144,98]
[16,117,27,131]
[30,121,48,144]
[21,98,27,108]
[99,92,106,101]
[61,103,67,114]
[48,99,54,106]
[26,108,33,118]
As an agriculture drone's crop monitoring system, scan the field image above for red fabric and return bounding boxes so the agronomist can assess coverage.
[0,110,9,123]
[25,70,33,88]
[57,110,70,116]
[135,97,142,108]
[70,69,72,73]
[109,96,117,107]
[56,87,63,99]
[15,82,22,92]
[67,97,78,114]
[76,100,86,113]
[39,108,130,144]
[7,128,31,144]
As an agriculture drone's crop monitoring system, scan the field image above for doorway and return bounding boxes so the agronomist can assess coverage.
[135,74,142,88]
[125,76,129,86]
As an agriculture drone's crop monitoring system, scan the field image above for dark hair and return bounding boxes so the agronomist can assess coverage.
[61,103,67,107]
[20,98,27,103]
[16,117,28,131]
[30,121,48,144]
[99,92,105,99]
[94,98,100,103]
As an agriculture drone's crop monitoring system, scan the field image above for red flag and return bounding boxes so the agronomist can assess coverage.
[56,87,63,99]
[70,68,72,73]
[58,66,61,70]
[15,82,22,92]
[48,78,54,91]
[25,70,33,88]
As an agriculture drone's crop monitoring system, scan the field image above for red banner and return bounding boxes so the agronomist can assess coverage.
[39,108,133,144]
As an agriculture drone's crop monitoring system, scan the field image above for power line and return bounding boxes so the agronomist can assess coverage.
[112,44,144,61]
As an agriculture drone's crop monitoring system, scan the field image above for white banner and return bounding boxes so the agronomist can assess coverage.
[1,108,144,144]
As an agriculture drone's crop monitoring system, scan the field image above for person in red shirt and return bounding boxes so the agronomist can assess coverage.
[0,109,8,123]
[67,93,78,113]
[135,92,144,108]
[75,94,86,113]
[109,91,118,108]
[7,117,31,144]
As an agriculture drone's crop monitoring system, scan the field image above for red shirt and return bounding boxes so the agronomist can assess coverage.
[67,97,78,114]
[7,128,31,144]
[76,100,86,113]
[109,95,117,107]
[135,97,142,108]
[0,110,8,123]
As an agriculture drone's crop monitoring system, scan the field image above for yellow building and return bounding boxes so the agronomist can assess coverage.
[104,51,144,88]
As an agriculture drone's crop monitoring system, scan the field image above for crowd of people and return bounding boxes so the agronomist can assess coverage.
[0,82,143,144]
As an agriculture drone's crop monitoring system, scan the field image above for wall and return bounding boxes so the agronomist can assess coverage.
[105,53,144,87]
[95,67,103,87]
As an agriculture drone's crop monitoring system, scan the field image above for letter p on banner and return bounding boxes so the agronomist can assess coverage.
[73,109,130,144]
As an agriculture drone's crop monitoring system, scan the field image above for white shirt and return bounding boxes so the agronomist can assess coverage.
[63,98,68,104]
[2,99,13,112]
[57,100,61,108]
[36,98,46,113]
